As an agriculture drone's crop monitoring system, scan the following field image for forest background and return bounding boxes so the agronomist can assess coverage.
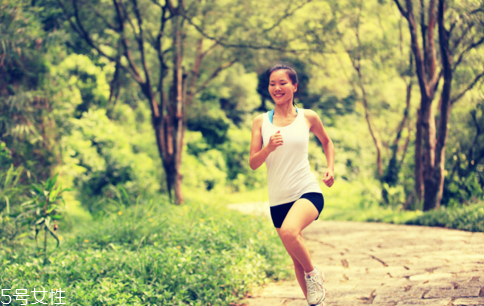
[0,0,484,304]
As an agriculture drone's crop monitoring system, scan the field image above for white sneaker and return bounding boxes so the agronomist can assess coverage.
[305,266,326,306]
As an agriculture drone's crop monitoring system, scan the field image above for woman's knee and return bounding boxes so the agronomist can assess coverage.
[279,226,301,243]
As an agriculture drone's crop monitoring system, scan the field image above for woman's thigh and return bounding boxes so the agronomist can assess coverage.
[280,198,319,235]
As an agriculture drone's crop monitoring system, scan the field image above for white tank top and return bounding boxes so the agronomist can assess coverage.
[261,108,322,207]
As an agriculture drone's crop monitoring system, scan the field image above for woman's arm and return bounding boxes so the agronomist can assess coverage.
[306,109,335,187]
[249,115,269,170]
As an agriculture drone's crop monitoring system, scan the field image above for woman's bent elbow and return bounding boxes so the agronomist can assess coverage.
[249,160,258,170]
[249,162,256,170]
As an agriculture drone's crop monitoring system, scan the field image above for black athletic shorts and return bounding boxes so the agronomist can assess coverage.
[270,192,324,228]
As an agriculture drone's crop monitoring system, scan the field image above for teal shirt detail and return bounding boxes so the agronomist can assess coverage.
[269,108,298,124]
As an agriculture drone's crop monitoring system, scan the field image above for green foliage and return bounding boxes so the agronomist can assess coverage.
[0,194,291,306]
[1,0,483,254]
[15,174,70,264]
[221,127,267,192]
[442,98,484,207]
[187,105,231,147]
[0,0,67,183]
[182,132,228,192]
[0,165,24,216]
[195,63,260,128]
[381,183,406,210]
[314,179,483,232]
[61,106,162,213]
[0,164,27,253]
[405,203,484,232]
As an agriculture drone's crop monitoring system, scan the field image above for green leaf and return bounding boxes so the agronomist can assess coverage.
[46,174,58,191]
[20,199,35,207]
[49,184,61,202]
[46,205,58,214]
[31,183,43,195]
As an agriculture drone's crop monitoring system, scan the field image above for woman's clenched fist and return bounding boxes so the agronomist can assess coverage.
[267,130,283,152]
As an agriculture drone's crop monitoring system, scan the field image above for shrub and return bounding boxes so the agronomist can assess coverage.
[0,193,291,305]
[405,202,484,232]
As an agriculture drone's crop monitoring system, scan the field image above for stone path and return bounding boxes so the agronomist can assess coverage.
[227,202,484,306]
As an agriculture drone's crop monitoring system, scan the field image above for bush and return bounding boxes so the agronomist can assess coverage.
[405,202,484,232]
[0,193,291,306]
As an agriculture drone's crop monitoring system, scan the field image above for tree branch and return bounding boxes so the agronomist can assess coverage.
[130,0,152,90]
[112,0,143,83]
[62,0,117,62]
[404,0,430,99]
[165,0,176,15]
[194,59,238,95]
[155,3,169,96]
[451,22,474,50]
[434,0,453,168]
[451,70,484,104]
[93,8,120,31]
[426,0,438,82]
[449,7,483,34]
[120,0,141,42]
[262,0,314,33]
[181,11,320,54]
[393,0,408,17]
[57,0,145,84]
[453,35,484,71]
[429,68,443,95]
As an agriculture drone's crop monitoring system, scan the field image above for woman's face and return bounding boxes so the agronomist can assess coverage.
[269,70,297,106]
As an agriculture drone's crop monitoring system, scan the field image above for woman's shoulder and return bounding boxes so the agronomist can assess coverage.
[251,113,265,128]
[300,108,319,120]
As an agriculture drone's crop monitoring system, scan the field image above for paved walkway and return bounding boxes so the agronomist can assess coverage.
[227,202,484,306]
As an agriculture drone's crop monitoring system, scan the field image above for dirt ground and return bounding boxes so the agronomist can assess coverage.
[228,203,484,306]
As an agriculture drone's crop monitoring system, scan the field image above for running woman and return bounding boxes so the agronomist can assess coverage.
[249,63,335,306]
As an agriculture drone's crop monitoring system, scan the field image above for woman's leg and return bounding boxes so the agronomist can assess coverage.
[276,228,309,299]
[277,198,319,273]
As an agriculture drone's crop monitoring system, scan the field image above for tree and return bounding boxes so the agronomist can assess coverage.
[306,0,414,205]
[393,0,484,210]
[57,0,315,204]
[0,0,66,182]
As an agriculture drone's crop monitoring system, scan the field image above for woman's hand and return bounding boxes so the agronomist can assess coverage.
[267,130,283,152]
[322,169,334,187]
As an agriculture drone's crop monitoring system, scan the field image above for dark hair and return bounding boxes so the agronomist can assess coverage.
[266,62,299,107]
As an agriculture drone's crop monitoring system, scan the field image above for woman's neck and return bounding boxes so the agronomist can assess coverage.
[274,102,297,118]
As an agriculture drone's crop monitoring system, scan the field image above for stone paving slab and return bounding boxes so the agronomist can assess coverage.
[452,298,484,305]
[229,203,484,306]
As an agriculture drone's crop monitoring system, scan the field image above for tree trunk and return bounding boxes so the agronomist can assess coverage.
[382,77,412,204]
[165,12,185,205]
[60,0,242,206]
[384,78,412,187]
[423,0,453,210]
[354,66,383,178]
[396,0,441,210]
[414,107,424,205]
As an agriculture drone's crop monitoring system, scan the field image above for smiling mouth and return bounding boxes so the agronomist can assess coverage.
[274,93,285,98]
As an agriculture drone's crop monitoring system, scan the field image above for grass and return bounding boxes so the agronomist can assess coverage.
[0,191,292,306]
[2,180,481,306]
